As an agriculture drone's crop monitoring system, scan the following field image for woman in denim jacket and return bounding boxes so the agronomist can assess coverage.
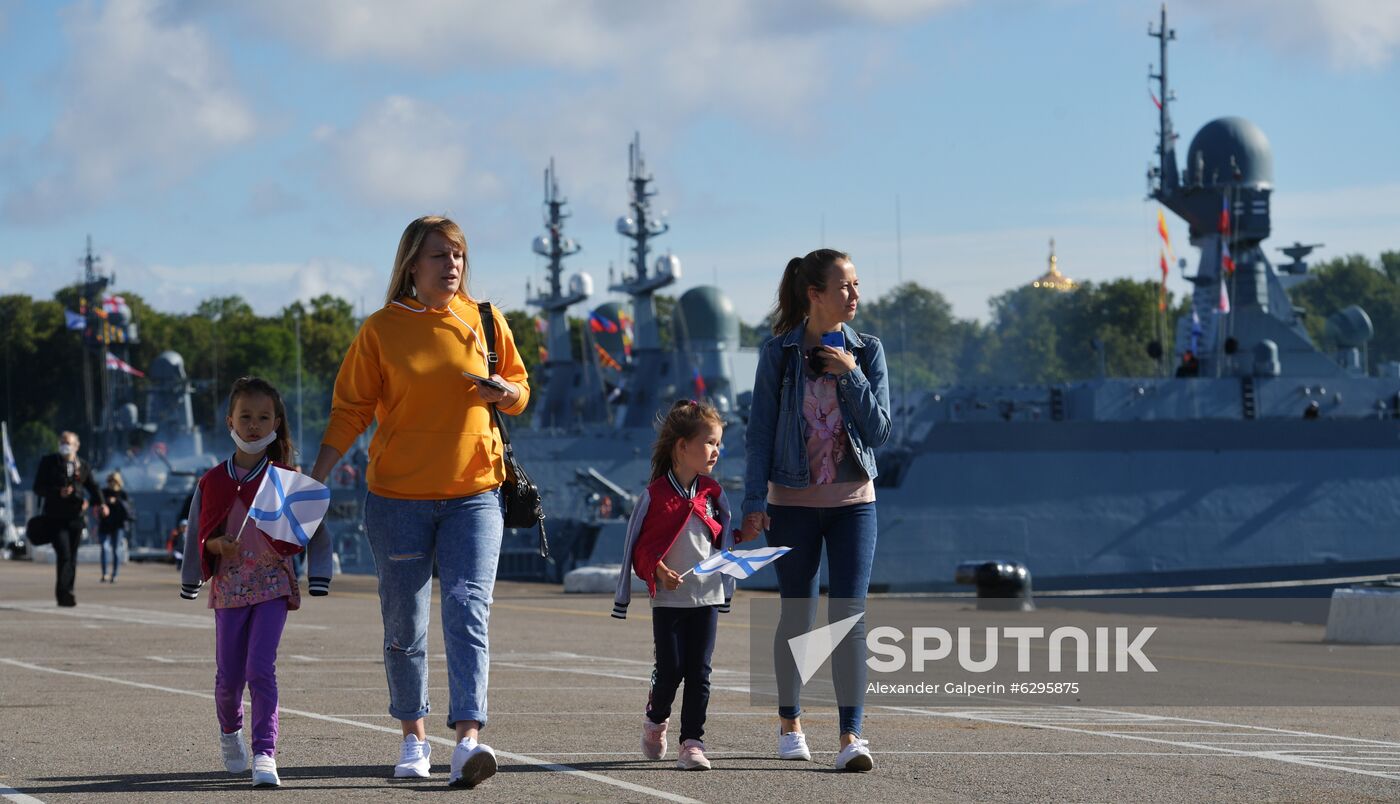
[740,248,890,772]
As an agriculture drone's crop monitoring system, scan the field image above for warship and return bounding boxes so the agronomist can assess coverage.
[502,9,1400,596]
[870,7,1400,594]
[4,238,219,560]
[495,135,757,581]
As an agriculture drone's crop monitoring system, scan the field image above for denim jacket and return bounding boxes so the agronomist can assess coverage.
[741,321,891,517]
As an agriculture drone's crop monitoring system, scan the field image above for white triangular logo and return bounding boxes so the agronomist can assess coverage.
[787,612,865,686]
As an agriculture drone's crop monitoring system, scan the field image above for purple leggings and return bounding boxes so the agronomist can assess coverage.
[215,597,288,757]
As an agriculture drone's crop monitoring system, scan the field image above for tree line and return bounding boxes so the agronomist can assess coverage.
[2,250,1395,476]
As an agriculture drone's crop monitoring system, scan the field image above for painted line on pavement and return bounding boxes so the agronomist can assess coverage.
[0,785,45,803]
[0,601,325,631]
[498,651,1400,783]
[0,658,704,804]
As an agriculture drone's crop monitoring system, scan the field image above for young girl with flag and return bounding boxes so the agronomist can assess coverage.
[612,400,750,770]
[180,377,334,788]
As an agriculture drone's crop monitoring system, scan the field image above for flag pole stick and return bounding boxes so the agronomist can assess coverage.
[230,471,268,543]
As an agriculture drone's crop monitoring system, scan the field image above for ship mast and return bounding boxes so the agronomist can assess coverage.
[527,159,587,366]
[79,236,114,465]
[609,133,675,352]
[526,159,593,427]
[608,133,680,427]
[1147,4,1179,201]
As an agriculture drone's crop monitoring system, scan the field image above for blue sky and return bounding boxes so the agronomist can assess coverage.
[1,0,1397,325]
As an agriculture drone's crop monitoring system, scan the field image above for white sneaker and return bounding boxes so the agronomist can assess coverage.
[219,728,249,774]
[834,738,873,772]
[448,737,497,788]
[394,734,432,778]
[252,754,281,787]
[777,729,811,761]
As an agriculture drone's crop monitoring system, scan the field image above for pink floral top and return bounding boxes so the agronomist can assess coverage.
[767,372,875,508]
[208,465,300,611]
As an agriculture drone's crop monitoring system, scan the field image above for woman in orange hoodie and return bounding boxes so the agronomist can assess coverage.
[310,216,530,789]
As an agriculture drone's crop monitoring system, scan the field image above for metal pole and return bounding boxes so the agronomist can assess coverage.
[295,311,303,461]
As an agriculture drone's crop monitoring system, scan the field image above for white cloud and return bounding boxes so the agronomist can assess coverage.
[228,1,951,124]
[2,0,256,222]
[1185,0,1400,69]
[312,95,498,210]
[0,259,36,294]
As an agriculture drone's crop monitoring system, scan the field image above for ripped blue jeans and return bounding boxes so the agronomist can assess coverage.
[364,489,504,728]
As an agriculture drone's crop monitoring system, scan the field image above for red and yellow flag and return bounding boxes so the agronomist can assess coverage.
[594,343,621,371]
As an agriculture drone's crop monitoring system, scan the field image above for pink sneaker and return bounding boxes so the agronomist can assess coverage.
[641,719,668,760]
[676,739,711,771]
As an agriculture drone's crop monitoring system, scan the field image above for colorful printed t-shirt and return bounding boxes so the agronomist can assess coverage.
[209,465,301,611]
[768,364,875,508]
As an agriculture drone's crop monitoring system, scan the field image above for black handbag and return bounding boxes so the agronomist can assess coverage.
[25,515,54,547]
[478,303,549,558]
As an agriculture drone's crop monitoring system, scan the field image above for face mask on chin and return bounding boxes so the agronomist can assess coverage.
[229,428,277,454]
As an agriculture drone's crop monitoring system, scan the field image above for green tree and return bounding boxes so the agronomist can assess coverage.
[854,282,969,389]
[1291,253,1400,371]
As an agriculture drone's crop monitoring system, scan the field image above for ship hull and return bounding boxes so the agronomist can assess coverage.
[872,418,1400,593]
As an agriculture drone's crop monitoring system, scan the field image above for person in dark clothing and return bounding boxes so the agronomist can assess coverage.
[33,431,106,606]
[98,470,133,583]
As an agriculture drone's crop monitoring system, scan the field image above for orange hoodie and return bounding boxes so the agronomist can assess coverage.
[322,296,531,500]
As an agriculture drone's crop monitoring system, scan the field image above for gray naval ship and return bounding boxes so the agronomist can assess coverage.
[874,8,1400,595]
[502,10,1400,596]
[4,238,219,560]
[498,137,757,581]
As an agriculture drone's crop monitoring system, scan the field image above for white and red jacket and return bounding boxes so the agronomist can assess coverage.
[179,454,333,600]
[611,472,735,619]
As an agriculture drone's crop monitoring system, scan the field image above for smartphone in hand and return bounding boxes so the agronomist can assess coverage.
[462,371,509,393]
[821,330,847,350]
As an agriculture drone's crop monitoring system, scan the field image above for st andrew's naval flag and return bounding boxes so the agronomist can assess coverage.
[692,546,792,579]
[246,466,331,556]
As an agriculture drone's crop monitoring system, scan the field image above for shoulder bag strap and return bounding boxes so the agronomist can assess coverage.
[476,302,512,451]
[478,303,550,558]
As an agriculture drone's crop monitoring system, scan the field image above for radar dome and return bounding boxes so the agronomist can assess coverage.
[568,272,594,298]
[672,286,739,346]
[616,216,637,236]
[532,234,553,256]
[655,253,682,280]
[1186,116,1273,189]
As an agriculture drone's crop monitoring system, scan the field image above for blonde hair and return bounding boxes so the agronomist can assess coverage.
[106,470,123,491]
[650,399,724,482]
[384,215,472,305]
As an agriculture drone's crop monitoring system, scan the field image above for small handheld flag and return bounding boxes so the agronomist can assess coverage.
[235,466,331,556]
[682,546,793,580]
[2,421,21,485]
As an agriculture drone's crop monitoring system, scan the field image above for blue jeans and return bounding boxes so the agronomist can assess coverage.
[364,489,504,729]
[767,502,877,737]
[100,529,125,579]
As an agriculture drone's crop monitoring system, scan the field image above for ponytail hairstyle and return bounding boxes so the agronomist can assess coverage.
[650,399,724,483]
[769,248,850,335]
[227,376,295,466]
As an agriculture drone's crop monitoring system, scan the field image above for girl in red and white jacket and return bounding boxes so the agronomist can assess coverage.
[612,399,753,770]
